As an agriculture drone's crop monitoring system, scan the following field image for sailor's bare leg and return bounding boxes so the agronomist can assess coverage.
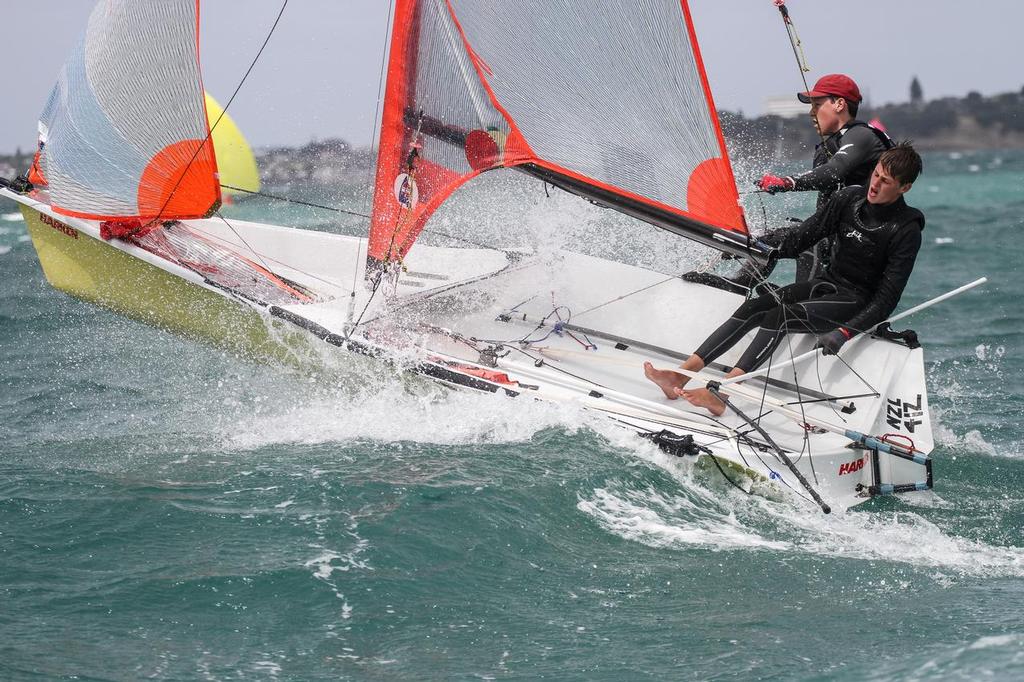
[677,367,745,416]
[643,356,706,400]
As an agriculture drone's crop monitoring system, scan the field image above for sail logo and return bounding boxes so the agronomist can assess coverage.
[394,173,419,209]
[838,458,865,476]
[38,212,78,239]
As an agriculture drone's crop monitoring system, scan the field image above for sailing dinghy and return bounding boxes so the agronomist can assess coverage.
[2,0,950,512]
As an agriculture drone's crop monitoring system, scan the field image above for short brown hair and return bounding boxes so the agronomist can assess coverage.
[879,141,922,185]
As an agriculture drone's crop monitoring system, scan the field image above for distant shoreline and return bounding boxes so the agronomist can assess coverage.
[3,89,1022,182]
[722,88,1024,157]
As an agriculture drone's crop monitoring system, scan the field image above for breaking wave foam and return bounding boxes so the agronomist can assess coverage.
[577,436,1024,580]
[219,377,591,451]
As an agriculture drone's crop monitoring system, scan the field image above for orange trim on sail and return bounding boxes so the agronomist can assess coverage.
[53,137,219,222]
[28,149,47,186]
[679,0,746,233]
[686,157,746,229]
[367,0,418,262]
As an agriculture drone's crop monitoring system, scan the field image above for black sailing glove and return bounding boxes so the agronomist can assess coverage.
[815,327,853,355]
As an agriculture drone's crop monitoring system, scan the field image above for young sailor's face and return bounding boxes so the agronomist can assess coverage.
[867,163,912,204]
[809,96,843,135]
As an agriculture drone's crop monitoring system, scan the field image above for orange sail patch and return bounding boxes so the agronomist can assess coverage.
[686,157,746,233]
[137,139,220,220]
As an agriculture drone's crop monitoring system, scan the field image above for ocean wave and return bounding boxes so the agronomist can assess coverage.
[576,452,1024,580]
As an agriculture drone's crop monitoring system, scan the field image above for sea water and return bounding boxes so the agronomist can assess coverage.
[1,150,1022,680]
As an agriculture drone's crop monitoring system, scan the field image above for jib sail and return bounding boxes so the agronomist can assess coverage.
[368,0,750,274]
[36,0,220,223]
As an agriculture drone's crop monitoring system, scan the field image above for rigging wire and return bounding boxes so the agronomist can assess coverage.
[219,185,370,219]
[216,183,503,252]
[213,210,275,279]
[346,0,397,323]
[151,0,290,227]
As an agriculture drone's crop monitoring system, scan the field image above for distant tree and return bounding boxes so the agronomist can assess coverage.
[910,76,923,106]
[915,99,958,136]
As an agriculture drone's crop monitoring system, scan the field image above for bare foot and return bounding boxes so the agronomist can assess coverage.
[643,361,688,400]
[678,387,726,416]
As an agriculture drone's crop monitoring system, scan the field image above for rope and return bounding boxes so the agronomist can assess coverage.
[220,185,370,219]
[572,273,692,320]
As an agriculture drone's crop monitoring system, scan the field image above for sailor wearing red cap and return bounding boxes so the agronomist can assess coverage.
[754,74,895,281]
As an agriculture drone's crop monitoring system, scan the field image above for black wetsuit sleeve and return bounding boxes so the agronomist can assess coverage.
[844,221,924,333]
[769,188,855,258]
[790,126,884,192]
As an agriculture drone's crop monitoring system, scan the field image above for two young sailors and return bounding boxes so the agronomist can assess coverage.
[645,136,925,415]
[736,73,895,286]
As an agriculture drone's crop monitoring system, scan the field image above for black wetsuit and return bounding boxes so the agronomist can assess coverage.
[797,121,895,209]
[733,120,894,285]
[694,185,924,373]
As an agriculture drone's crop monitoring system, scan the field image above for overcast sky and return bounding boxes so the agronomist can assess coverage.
[1,1,1020,153]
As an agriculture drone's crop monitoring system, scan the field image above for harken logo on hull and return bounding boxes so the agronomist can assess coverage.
[39,212,78,239]
[838,458,865,476]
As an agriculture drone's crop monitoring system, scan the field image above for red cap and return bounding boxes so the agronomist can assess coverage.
[797,74,862,104]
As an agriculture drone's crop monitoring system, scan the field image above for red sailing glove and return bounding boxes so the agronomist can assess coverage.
[757,174,796,194]
[815,327,853,355]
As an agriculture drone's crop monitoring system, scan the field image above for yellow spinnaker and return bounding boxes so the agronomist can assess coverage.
[205,92,261,196]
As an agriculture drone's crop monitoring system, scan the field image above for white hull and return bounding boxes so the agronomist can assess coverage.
[6,188,935,511]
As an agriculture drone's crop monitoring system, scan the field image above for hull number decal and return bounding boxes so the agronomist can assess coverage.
[886,394,923,433]
[393,173,419,209]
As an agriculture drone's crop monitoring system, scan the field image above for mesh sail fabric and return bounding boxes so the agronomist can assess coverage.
[131,224,313,306]
[38,0,219,222]
[368,0,510,263]
[368,0,744,265]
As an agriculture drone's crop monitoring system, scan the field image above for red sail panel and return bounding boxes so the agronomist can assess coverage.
[368,0,748,268]
[678,0,746,232]
[368,0,480,263]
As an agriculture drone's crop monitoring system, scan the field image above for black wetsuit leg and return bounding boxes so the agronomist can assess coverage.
[733,280,863,372]
[693,280,862,371]
[692,283,814,366]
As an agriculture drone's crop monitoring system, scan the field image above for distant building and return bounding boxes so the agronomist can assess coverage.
[764,96,808,119]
